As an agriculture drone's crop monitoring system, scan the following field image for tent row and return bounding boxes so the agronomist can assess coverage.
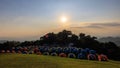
[0,46,108,61]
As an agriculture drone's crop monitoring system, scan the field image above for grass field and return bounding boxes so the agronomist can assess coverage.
[0,54,120,68]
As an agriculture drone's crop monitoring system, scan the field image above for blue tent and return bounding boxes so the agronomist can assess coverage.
[77,53,86,59]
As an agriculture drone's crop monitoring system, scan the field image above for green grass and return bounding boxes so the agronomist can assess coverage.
[0,54,120,68]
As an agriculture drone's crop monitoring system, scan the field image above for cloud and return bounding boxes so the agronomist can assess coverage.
[91,22,120,27]
[70,22,120,28]
[70,25,101,28]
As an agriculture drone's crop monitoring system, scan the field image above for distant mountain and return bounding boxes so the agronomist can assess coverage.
[98,37,120,46]
[0,40,7,44]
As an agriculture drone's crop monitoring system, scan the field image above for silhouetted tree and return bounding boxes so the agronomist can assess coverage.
[0,30,120,60]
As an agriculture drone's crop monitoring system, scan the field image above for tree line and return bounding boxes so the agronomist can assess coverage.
[0,30,120,60]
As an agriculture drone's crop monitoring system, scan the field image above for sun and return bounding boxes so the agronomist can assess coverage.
[61,16,67,23]
[59,15,70,28]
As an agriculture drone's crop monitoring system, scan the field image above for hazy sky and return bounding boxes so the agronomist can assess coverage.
[0,0,120,41]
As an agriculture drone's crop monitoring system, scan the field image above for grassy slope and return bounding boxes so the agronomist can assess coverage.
[0,54,120,68]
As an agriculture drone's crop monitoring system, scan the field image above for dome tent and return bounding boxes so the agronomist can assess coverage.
[98,54,108,61]
[77,53,86,59]
[51,52,58,56]
[59,53,67,57]
[87,54,97,60]
[68,53,76,58]
[43,52,49,55]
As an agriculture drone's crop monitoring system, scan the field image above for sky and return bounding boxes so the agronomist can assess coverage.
[0,0,120,41]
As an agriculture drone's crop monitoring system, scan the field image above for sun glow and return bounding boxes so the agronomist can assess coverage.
[61,16,67,23]
[58,15,70,28]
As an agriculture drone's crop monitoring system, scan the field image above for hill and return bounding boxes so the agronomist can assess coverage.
[0,54,120,68]
[0,40,7,44]
[98,37,120,46]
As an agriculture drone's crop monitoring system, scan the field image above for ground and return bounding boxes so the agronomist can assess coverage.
[0,54,120,68]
